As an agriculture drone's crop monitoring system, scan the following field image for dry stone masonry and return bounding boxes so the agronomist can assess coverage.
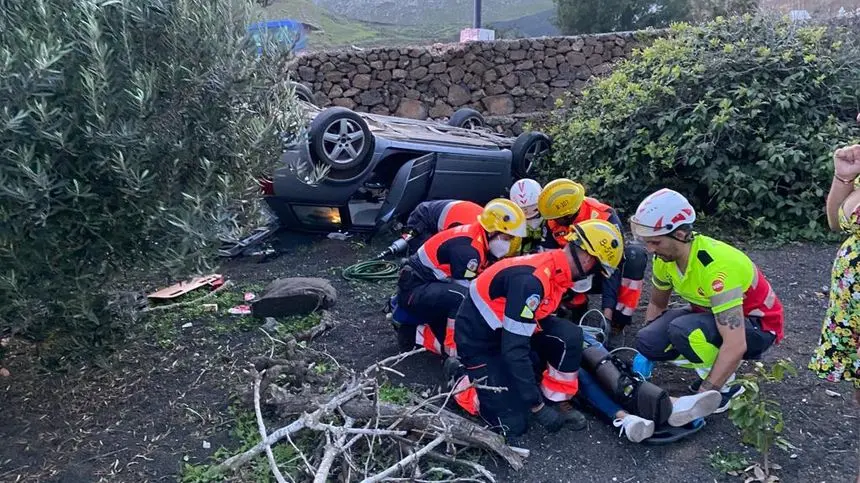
[290,31,661,133]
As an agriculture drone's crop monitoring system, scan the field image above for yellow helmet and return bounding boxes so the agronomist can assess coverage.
[537,178,586,220]
[478,198,528,238]
[564,219,624,277]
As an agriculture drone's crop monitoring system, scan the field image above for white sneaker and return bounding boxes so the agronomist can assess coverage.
[613,414,655,443]
[668,390,722,427]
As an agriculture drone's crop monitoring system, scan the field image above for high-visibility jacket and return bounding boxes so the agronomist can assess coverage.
[541,198,638,317]
[407,222,489,285]
[406,200,484,236]
[545,197,616,248]
[457,250,575,407]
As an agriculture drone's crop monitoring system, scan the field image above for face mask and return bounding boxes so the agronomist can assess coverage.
[489,236,511,258]
[526,217,542,229]
[572,274,593,293]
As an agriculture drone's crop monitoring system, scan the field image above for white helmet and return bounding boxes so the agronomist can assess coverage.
[630,188,696,237]
[510,178,542,219]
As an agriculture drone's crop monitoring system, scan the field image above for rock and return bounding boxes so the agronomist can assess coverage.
[298,66,316,82]
[483,69,498,83]
[447,84,471,106]
[485,84,507,95]
[535,68,551,82]
[566,52,587,66]
[405,89,421,99]
[468,61,488,75]
[527,83,551,97]
[591,63,613,76]
[586,55,603,67]
[557,39,571,53]
[544,57,557,70]
[429,62,447,74]
[501,73,518,88]
[384,60,397,69]
[359,90,384,106]
[329,85,344,98]
[369,60,384,70]
[337,63,356,73]
[324,71,343,82]
[515,60,534,70]
[430,79,448,97]
[510,86,526,96]
[352,74,372,89]
[395,98,427,119]
[583,45,595,56]
[509,49,527,61]
[483,95,515,115]
[377,70,393,81]
[550,79,571,87]
[370,80,384,89]
[428,100,454,118]
[518,71,536,87]
[343,88,361,97]
[392,69,407,79]
[419,53,432,66]
[450,66,466,82]
[370,105,389,114]
[356,64,372,74]
[251,277,337,318]
[410,66,429,79]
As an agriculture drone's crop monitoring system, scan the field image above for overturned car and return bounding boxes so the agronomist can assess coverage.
[261,96,553,234]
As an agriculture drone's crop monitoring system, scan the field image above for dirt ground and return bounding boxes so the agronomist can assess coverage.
[1,231,858,483]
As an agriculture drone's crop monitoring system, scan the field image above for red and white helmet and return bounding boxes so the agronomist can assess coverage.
[509,178,542,219]
[630,188,696,237]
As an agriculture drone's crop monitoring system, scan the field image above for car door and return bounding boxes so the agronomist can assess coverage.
[375,153,436,226]
[425,151,511,205]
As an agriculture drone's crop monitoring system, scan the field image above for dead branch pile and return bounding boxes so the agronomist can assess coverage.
[211,327,529,482]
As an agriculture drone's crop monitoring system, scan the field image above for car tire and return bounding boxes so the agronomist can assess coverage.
[308,107,374,172]
[448,108,485,130]
[511,131,552,179]
[290,81,316,104]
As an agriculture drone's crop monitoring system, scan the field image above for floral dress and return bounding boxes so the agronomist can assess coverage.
[809,205,860,389]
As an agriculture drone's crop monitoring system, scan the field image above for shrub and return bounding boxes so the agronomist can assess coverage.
[0,0,306,360]
[545,14,860,241]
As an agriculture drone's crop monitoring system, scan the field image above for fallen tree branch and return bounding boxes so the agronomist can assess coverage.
[426,450,496,483]
[295,310,338,342]
[360,434,447,483]
[313,416,354,483]
[252,368,291,483]
[214,383,367,473]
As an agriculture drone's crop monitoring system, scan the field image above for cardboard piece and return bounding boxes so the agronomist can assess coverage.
[147,274,225,300]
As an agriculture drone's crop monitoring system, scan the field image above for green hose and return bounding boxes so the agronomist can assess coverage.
[342,260,401,281]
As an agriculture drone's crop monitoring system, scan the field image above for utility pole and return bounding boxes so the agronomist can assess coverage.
[473,0,482,28]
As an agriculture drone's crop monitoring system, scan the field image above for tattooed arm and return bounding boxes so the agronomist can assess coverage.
[698,305,747,393]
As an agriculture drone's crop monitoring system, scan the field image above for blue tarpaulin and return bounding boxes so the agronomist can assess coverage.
[248,19,308,53]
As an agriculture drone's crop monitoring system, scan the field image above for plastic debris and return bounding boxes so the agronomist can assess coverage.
[229,305,252,315]
[182,322,193,329]
[825,389,842,397]
[203,441,211,449]
[244,292,256,302]
[327,232,351,241]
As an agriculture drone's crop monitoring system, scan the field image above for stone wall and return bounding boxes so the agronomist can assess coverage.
[290,31,663,134]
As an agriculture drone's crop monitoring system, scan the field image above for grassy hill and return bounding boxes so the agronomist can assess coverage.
[256,0,553,51]
[258,0,465,50]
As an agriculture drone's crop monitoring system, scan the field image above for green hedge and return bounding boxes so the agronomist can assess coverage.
[545,14,860,241]
[0,0,305,359]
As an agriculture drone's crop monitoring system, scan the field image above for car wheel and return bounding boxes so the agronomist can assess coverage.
[290,81,316,104]
[448,108,485,130]
[511,131,552,179]
[308,107,374,172]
